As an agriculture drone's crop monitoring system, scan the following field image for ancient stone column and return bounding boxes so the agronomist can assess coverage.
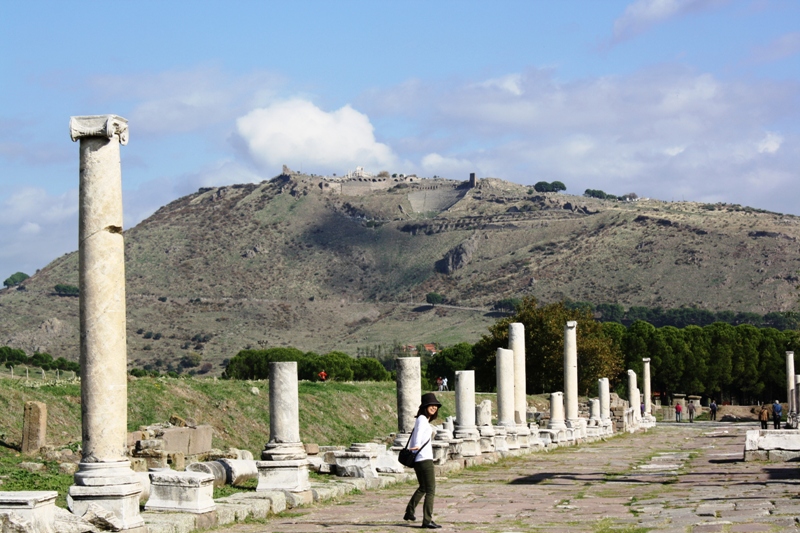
[454,370,480,456]
[548,392,567,430]
[598,378,610,420]
[787,352,796,414]
[394,357,422,446]
[455,370,477,432]
[67,115,143,531]
[627,370,638,410]
[257,361,309,493]
[495,348,516,428]
[509,323,527,425]
[262,361,305,460]
[642,358,652,417]
[563,321,579,424]
[589,399,601,423]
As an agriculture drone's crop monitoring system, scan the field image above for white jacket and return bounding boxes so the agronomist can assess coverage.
[409,414,434,462]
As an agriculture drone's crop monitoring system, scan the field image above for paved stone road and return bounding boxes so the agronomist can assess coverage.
[223,423,800,532]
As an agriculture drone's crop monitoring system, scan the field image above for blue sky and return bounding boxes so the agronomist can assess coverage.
[1,0,799,278]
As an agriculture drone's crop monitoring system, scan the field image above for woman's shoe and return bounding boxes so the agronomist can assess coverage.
[403,511,416,521]
[421,522,442,529]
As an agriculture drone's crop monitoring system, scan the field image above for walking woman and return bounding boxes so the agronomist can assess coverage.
[404,392,442,529]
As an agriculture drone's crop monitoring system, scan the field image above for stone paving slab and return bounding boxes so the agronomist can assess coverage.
[212,423,800,532]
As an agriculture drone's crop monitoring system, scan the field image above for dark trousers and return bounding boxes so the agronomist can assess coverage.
[774,415,781,429]
[406,459,435,524]
[710,410,716,420]
[761,420,768,430]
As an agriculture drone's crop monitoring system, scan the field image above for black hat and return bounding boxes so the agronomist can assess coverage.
[420,392,442,408]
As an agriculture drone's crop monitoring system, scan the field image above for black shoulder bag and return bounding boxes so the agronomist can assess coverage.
[398,430,430,468]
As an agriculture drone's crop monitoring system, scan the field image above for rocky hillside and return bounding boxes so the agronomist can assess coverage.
[2,172,799,371]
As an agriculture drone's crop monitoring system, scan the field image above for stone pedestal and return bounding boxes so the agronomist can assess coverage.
[256,460,310,492]
[0,491,57,533]
[21,401,47,454]
[491,425,508,452]
[259,362,309,493]
[67,115,143,531]
[332,444,379,483]
[454,371,481,457]
[563,321,579,425]
[393,357,422,446]
[145,470,215,514]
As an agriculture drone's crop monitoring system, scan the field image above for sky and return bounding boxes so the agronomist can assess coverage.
[1,0,799,279]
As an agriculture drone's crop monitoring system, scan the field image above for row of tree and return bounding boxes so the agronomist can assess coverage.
[424,298,800,405]
[0,346,80,373]
[532,181,566,193]
[565,301,797,330]
[584,189,638,201]
[223,347,392,382]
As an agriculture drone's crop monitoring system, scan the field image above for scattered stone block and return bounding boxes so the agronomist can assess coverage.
[21,402,47,455]
[0,491,57,533]
[18,463,45,473]
[145,471,215,514]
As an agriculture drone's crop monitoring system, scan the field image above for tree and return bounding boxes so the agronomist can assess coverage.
[472,297,623,394]
[318,351,354,381]
[426,292,443,306]
[550,181,566,192]
[425,343,474,388]
[3,272,29,288]
[54,284,79,296]
[494,298,522,313]
[533,181,553,193]
[352,357,391,381]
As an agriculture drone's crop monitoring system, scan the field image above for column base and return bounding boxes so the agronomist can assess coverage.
[145,470,216,514]
[261,442,307,461]
[67,484,144,531]
[0,491,57,533]
[256,459,310,492]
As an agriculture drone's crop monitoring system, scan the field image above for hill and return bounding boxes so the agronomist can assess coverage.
[1,171,799,372]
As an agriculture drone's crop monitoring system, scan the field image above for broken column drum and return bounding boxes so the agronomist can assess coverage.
[598,378,610,420]
[642,358,652,417]
[509,323,527,425]
[787,352,795,415]
[548,391,567,430]
[495,348,516,428]
[394,357,422,446]
[563,321,579,424]
[67,115,144,531]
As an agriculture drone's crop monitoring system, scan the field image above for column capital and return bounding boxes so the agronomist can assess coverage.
[565,320,577,328]
[70,115,129,145]
[642,358,651,363]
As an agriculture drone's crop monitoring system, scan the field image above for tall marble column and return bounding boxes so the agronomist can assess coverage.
[642,358,652,417]
[563,321,579,424]
[66,115,143,531]
[495,348,516,428]
[509,323,527,425]
[257,361,309,492]
[548,392,567,430]
[455,370,480,456]
[394,357,422,446]
[787,352,795,415]
[598,378,610,420]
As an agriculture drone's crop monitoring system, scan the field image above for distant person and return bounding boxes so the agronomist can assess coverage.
[436,376,443,391]
[675,402,682,422]
[773,400,782,429]
[442,377,448,391]
[318,370,328,382]
[641,402,645,417]
[759,404,770,430]
[709,400,717,421]
[687,401,696,423]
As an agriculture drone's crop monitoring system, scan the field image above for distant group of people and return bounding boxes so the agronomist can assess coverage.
[759,400,783,430]
[435,376,448,391]
[674,399,717,422]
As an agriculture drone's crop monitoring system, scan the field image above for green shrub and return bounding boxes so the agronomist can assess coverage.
[3,272,29,288]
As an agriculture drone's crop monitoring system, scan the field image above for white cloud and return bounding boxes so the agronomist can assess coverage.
[236,99,397,174]
[90,66,284,136]
[757,132,783,154]
[747,32,800,65]
[420,153,474,177]
[610,0,727,45]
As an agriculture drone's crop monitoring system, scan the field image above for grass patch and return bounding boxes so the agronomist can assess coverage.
[0,449,73,507]
[592,518,651,533]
